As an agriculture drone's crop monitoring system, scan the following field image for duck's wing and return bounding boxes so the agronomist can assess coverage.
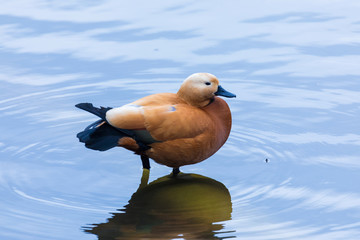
[76,120,130,151]
[105,93,212,142]
[76,103,156,151]
[104,93,178,130]
[142,104,212,141]
[77,120,156,151]
[106,103,211,142]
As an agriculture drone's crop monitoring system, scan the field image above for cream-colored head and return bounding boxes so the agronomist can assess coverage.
[177,73,219,107]
[177,73,235,107]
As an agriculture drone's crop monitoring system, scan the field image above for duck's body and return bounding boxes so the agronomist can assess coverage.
[112,94,232,168]
[76,73,235,173]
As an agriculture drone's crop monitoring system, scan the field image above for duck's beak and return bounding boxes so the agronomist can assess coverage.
[215,85,236,98]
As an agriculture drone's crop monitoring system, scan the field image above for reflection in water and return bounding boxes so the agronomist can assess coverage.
[84,171,234,240]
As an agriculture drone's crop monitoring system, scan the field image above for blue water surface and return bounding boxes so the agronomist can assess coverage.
[1,1,360,239]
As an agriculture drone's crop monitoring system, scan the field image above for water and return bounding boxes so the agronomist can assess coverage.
[1,1,360,239]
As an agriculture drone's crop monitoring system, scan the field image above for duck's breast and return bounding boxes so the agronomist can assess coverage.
[203,97,232,149]
[146,97,232,167]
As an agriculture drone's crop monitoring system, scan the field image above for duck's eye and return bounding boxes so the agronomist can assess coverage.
[205,82,211,86]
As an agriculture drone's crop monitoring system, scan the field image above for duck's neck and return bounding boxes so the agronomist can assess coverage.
[177,90,211,108]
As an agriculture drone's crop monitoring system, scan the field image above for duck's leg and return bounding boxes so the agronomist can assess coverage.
[140,154,150,170]
[138,155,150,189]
[172,167,180,177]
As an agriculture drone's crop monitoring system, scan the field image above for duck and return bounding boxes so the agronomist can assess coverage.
[75,73,236,176]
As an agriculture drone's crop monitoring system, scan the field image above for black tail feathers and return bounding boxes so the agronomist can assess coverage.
[75,102,151,152]
[77,120,128,151]
[75,103,112,121]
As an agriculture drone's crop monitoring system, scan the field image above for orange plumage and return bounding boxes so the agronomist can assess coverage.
[76,73,236,174]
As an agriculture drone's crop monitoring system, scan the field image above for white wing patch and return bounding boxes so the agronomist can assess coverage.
[105,104,144,124]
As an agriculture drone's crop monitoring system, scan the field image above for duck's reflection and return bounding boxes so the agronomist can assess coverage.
[84,170,234,239]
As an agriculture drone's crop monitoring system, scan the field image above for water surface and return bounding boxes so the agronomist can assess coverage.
[1,1,360,239]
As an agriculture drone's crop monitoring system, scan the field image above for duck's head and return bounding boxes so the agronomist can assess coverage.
[177,73,236,107]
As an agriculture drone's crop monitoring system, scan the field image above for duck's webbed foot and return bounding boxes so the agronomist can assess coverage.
[141,155,150,170]
[172,167,180,177]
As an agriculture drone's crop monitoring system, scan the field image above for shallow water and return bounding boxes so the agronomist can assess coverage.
[1,1,360,240]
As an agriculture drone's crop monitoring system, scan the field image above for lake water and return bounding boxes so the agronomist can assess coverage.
[1,1,360,239]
